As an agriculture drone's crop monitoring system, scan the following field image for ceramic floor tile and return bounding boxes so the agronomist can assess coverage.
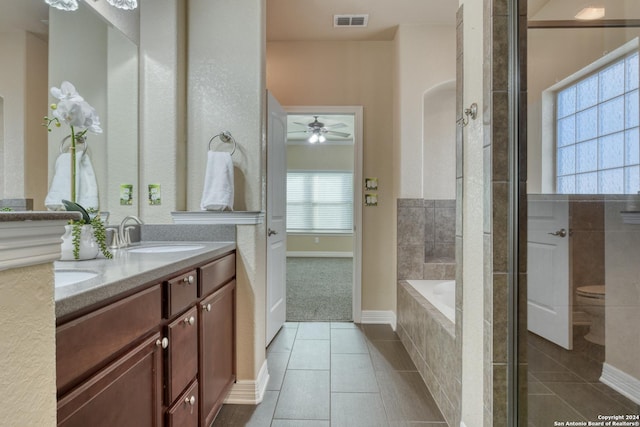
[527,394,586,427]
[288,339,330,370]
[362,324,400,341]
[331,322,358,329]
[368,340,417,372]
[331,392,389,427]
[331,353,379,393]
[544,382,638,420]
[274,370,330,420]
[266,351,290,391]
[268,326,298,354]
[212,390,278,427]
[271,420,330,427]
[284,322,300,329]
[331,328,369,354]
[297,322,331,340]
[388,423,449,427]
[376,370,444,422]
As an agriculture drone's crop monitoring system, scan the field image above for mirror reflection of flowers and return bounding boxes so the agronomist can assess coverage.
[43,81,102,203]
[44,81,111,260]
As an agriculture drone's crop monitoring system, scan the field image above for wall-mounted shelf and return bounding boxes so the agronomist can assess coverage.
[620,211,640,225]
[171,211,265,225]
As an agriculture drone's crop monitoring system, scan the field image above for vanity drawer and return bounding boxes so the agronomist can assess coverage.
[166,306,198,404]
[199,253,235,297]
[166,380,199,427]
[56,284,162,395]
[165,270,198,318]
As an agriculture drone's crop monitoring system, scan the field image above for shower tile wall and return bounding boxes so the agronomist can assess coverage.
[397,199,457,280]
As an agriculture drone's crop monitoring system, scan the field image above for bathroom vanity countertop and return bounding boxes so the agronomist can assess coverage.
[0,211,80,222]
[54,241,236,319]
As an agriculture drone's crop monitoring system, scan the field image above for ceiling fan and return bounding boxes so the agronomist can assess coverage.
[289,116,351,143]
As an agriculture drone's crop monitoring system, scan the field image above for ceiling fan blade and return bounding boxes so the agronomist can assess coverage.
[325,123,348,130]
[326,130,351,137]
[293,121,311,127]
[287,130,309,133]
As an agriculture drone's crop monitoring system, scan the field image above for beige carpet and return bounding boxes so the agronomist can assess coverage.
[286,257,353,321]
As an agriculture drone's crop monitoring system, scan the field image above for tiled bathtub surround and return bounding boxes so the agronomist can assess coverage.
[397,198,457,280]
[398,281,461,426]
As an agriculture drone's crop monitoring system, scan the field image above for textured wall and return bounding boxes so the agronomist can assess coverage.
[0,263,56,426]
[139,0,186,223]
[395,25,456,199]
[188,0,267,380]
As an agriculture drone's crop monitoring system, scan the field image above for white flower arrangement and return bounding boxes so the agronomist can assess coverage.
[44,81,103,203]
[43,81,111,260]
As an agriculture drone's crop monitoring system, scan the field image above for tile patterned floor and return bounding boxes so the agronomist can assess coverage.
[528,328,640,426]
[212,322,446,427]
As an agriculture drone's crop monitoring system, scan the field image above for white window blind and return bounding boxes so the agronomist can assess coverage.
[287,171,353,233]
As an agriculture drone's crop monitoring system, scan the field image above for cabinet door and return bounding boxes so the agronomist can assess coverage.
[166,306,198,404]
[57,333,163,427]
[199,280,236,427]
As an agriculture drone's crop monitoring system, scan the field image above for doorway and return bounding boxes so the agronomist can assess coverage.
[284,106,363,323]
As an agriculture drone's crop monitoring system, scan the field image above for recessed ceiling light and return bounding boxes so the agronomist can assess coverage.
[575,7,605,20]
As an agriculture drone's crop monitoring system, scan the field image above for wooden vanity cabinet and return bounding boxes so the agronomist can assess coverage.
[57,332,164,427]
[56,251,236,427]
[199,280,236,426]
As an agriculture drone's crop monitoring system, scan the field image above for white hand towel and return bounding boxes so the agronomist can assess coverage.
[200,151,234,211]
[45,151,99,211]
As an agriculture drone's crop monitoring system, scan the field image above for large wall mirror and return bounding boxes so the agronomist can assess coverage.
[48,2,139,225]
[0,0,139,225]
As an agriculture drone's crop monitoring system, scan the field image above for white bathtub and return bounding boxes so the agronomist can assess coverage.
[405,280,455,324]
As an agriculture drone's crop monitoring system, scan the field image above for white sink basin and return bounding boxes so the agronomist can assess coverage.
[127,244,205,254]
[55,270,98,288]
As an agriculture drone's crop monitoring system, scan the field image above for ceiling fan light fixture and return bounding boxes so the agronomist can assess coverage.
[44,0,79,11]
[309,133,319,144]
[575,7,605,20]
[318,135,326,143]
[106,0,138,10]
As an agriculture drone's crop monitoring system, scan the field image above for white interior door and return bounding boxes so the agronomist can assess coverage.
[266,91,287,346]
[527,198,572,349]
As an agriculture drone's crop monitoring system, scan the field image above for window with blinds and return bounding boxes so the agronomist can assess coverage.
[286,171,354,233]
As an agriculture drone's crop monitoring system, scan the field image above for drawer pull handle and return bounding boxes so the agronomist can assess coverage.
[184,316,195,326]
[156,337,169,349]
[185,395,196,406]
[203,303,212,312]
[183,275,195,284]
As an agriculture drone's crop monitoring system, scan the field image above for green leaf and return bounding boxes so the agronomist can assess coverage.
[62,199,91,223]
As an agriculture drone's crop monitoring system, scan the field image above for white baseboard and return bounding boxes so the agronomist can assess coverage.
[224,360,269,405]
[600,363,640,405]
[360,310,397,331]
[286,251,353,258]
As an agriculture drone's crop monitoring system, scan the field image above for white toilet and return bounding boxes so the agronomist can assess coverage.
[576,285,606,345]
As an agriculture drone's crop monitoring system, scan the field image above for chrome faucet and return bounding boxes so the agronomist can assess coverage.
[119,215,144,247]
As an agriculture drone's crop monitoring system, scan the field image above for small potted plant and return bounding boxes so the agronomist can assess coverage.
[59,200,112,260]
[44,81,111,260]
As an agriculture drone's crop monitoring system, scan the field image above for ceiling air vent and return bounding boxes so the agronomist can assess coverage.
[333,14,369,28]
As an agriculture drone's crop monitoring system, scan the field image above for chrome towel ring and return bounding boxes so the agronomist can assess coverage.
[208,131,237,156]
